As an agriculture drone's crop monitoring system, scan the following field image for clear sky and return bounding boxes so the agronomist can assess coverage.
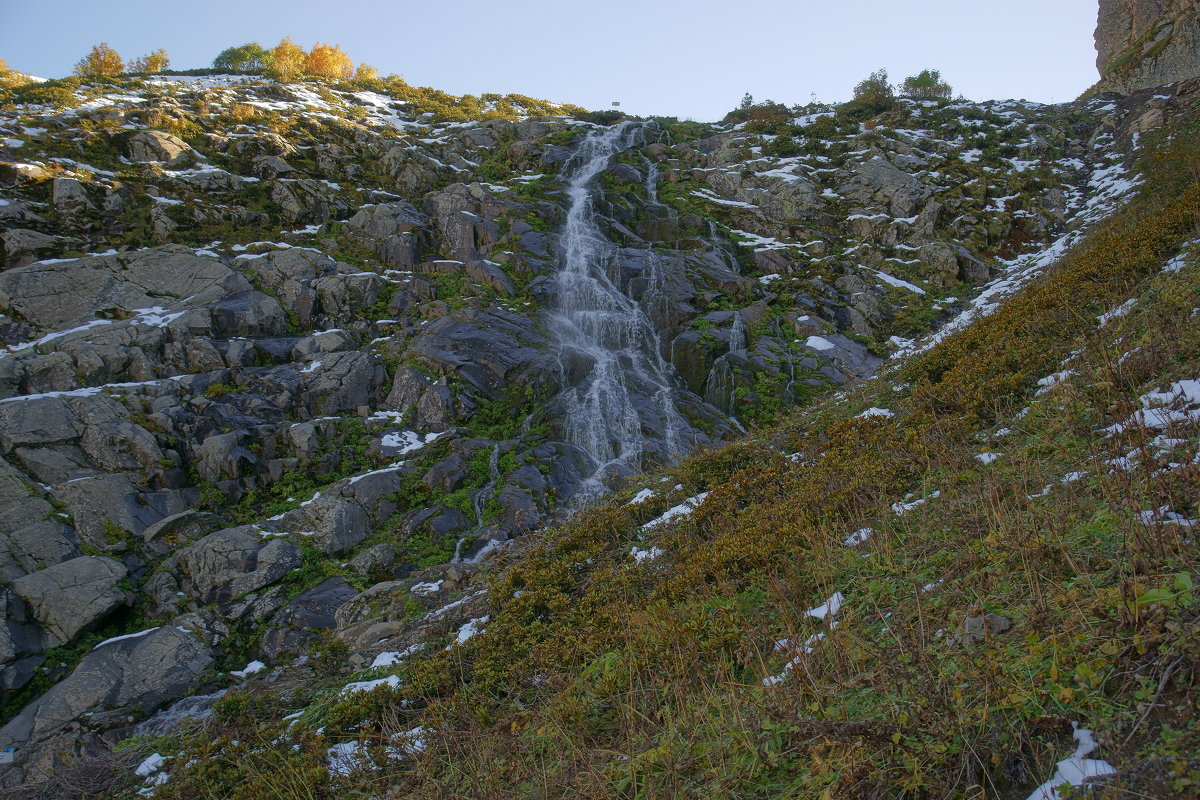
[1,0,1100,121]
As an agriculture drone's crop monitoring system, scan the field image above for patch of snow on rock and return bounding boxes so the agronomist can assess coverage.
[230,660,266,679]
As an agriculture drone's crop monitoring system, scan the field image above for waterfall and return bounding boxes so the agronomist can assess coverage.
[708,220,741,275]
[729,314,747,353]
[548,121,691,496]
[704,358,736,413]
[644,155,659,204]
[470,444,502,529]
[639,250,671,330]
[453,444,503,562]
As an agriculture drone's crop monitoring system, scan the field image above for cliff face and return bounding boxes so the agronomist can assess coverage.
[1096,0,1200,92]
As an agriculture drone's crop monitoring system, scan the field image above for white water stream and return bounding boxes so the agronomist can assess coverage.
[548,122,691,496]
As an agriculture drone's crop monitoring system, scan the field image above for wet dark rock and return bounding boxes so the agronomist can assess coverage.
[259,577,360,658]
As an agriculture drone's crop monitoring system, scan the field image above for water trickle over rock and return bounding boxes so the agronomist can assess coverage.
[547,123,694,496]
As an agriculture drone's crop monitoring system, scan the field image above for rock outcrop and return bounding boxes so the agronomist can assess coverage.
[1095,0,1200,92]
[0,626,212,787]
[0,51,1166,788]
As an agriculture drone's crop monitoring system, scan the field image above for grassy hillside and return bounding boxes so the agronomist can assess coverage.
[99,96,1200,800]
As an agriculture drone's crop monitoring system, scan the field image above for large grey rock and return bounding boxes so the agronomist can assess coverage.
[283,495,371,556]
[127,130,192,165]
[804,333,883,381]
[919,242,960,287]
[79,420,164,472]
[311,271,388,319]
[141,510,222,559]
[387,365,434,410]
[0,626,212,786]
[347,200,428,241]
[0,396,85,454]
[406,309,547,396]
[0,457,55,536]
[267,178,348,224]
[9,556,128,648]
[174,527,301,604]
[1096,0,1200,93]
[0,228,61,269]
[209,290,285,337]
[303,351,387,414]
[251,155,295,178]
[51,473,191,545]
[0,163,50,187]
[259,577,359,657]
[170,166,243,193]
[0,246,249,330]
[195,431,255,482]
[241,248,334,292]
[837,155,930,218]
[50,177,94,211]
[347,543,398,579]
[0,521,80,581]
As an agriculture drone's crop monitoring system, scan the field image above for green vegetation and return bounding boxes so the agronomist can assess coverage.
[844,68,897,120]
[146,99,1200,800]
[213,42,272,72]
[900,69,953,101]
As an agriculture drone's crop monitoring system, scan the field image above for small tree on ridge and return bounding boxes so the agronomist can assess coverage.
[74,42,124,77]
[129,48,170,74]
[844,68,896,119]
[267,37,306,81]
[214,42,272,72]
[305,42,354,79]
[901,69,952,101]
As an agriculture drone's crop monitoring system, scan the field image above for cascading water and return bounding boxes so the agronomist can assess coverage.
[643,155,660,204]
[549,122,691,497]
[729,314,747,353]
[708,220,741,275]
[453,443,502,563]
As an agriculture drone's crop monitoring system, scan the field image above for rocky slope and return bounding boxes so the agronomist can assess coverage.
[1095,0,1200,92]
[0,21,1196,797]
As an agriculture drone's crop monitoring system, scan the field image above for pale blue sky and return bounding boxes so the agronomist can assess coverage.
[1,0,1100,120]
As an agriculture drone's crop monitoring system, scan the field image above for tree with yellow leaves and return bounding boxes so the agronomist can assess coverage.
[128,49,170,74]
[305,42,354,79]
[74,42,124,77]
[267,37,306,81]
[0,58,32,89]
[354,63,379,82]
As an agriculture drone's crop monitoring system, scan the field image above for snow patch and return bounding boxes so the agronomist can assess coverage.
[1097,299,1137,325]
[641,492,710,529]
[844,527,872,546]
[448,616,490,648]
[628,488,655,505]
[1025,723,1116,800]
[807,592,844,621]
[630,545,665,563]
[230,660,266,679]
[339,674,402,697]
[371,642,425,668]
[93,627,160,649]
